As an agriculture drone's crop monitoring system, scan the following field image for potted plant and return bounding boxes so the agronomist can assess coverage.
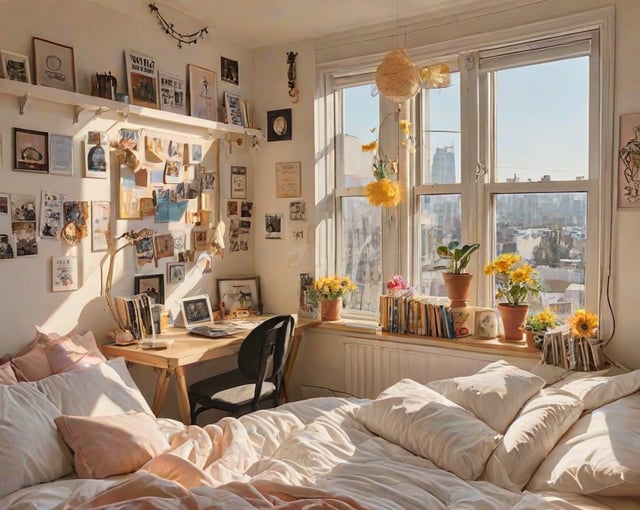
[311,275,357,321]
[436,241,480,307]
[484,253,543,341]
[524,308,559,349]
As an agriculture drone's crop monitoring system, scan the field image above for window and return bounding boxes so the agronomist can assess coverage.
[320,16,611,325]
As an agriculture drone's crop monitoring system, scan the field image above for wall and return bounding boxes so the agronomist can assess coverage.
[0,0,256,356]
[252,0,640,372]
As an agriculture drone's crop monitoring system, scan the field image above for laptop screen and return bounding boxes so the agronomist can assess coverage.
[179,294,214,328]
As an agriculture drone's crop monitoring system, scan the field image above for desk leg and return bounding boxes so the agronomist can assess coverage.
[282,330,303,403]
[152,369,171,416]
[174,366,192,425]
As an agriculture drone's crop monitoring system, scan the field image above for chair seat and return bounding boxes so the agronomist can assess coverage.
[188,368,276,413]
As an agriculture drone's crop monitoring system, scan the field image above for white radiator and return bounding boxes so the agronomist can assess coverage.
[344,339,529,399]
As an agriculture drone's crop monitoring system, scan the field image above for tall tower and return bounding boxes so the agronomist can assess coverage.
[431,145,455,184]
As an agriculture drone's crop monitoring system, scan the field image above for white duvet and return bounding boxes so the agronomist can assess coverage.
[2,359,640,509]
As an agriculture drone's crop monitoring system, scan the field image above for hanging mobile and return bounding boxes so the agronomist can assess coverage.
[287,51,299,103]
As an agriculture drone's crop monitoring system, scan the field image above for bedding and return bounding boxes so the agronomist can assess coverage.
[1,357,640,509]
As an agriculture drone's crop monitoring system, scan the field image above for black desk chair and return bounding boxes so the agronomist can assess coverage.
[188,314,295,425]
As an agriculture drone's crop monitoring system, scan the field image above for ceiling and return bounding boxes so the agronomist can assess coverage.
[125,0,541,49]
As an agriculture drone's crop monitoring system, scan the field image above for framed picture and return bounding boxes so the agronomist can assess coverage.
[275,161,301,198]
[153,233,174,260]
[221,56,239,85]
[157,70,186,115]
[231,165,247,199]
[124,50,158,109]
[179,294,213,327]
[14,128,48,173]
[188,143,203,164]
[33,37,76,92]
[84,131,109,179]
[134,273,165,304]
[0,49,31,82]
[267,108,292,142]
[224,91,244,126]
[49,134,73,176]
[167,262,186,284]
[192,229,208,250]
[51,256,78,292]
[188,64,217,121]
[216,276,261,315]
[91,200,110,252]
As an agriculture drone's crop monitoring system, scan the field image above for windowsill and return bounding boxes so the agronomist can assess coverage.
[310,318,541,358]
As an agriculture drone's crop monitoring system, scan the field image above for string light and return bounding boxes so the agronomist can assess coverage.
[148,3,208,48]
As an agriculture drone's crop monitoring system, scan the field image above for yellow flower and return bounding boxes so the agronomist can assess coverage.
[567,309,598,339]
[365,178,402,207]
[313,275,356,301]
[484,252,542,305]
[361,140,378,153]
[400,119,411,135]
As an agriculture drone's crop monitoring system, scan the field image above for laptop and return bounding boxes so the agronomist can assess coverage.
[178,294,244,338]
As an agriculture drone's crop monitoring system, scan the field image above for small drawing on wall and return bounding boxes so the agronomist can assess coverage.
[618,112,640,209]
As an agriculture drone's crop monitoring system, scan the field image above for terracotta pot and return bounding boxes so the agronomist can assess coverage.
[498,303,528,341]
[442,273,473,308]
[321,298,342,321]
[524,330,540,349]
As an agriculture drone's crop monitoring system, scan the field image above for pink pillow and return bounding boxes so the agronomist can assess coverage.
[54,413,170,479]
[0,361,17,385]
[46,339,103,373]
[11,344,54,382]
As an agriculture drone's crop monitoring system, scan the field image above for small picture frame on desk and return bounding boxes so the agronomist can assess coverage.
[134,273,165,304]
[33,37,76,92]
[216,276,261,316]
[0,49,31,82]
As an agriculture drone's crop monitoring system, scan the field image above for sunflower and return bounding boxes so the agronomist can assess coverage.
[567,309,599,339]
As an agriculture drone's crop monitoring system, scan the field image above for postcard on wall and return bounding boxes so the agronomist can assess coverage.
[124,50,158,109]
[0,233,15,260]
[289,200,306,221]
[276,161,301,198]
[12,221,37,256]
[231,165,247,199]
[157,70,186,115]
[84,131,109,179]
[49,134,73,176]
[52,255,78,292]
[265,212,283,239]
[91,200,111,252]
[40,190,64,240]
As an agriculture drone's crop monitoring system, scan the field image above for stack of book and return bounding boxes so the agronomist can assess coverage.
[379,295,455,339]
[113,293,155,340]
[541,326,605,371]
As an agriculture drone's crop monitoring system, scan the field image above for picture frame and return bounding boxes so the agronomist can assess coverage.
[33,37,76,92]
[0,49,31,82]
[267,108,292,142]
[134,273,165,304]
[221,56,239,85]
[90,200,110,252]
[84,131,109,179]
[167,262,186,284]
[157,70,186,115]
[188,64,217,121]
[216,276,261,315]
[51,256,78,292]
[14,128,49,173]
[275,161,301,198]
[224,91,244,126]
[179,294,213,327]
[49,134,73,176]
[124,50,158,109]
[189,143,203,164]
[192,229,208,250]
[153,232,174,260]
[231,165,247,199]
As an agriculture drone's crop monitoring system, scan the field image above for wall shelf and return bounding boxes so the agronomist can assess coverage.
[0,78,263,139]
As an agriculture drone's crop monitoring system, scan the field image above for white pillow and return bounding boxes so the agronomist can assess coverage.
[355,378,501,480]
[527,391,640,496]
[428,360,545,433]
[559,369,640,411]
[35,357,153,417]
[0,383,73,498]
[483,388,584,492]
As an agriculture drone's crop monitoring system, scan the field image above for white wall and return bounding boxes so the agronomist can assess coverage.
[0,0,256,354]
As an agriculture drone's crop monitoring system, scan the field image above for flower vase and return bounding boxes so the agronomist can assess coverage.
[321,299,342,321]
[442,273,473,308]
[498,303,528,342]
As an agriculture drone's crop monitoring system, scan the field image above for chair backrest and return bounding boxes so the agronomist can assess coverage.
[237,314,295,410]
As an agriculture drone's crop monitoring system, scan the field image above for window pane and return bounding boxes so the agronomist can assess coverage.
[422,72,461,184]
[494,192,587,318]
[340,197,382,313]
[495,58,589,182]
[341,84,379,187]
[418,194,462,295]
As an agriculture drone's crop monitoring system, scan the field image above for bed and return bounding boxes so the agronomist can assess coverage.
[1,334,640,509]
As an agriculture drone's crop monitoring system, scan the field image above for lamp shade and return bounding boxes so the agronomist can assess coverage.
[375,49,421,102]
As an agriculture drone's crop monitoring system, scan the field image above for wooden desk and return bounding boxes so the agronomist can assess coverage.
[101,317,319,424]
